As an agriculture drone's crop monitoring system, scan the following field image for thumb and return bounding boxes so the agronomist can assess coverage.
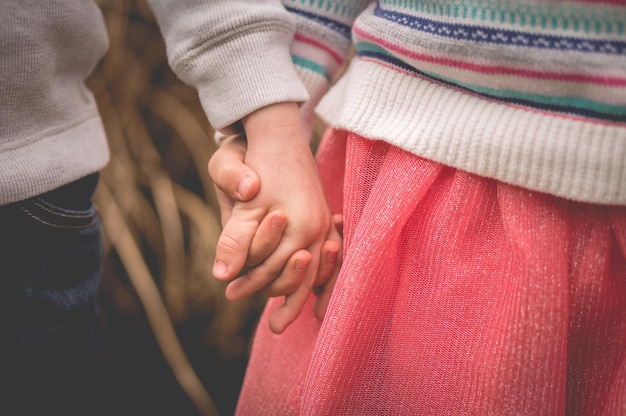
[208,135,260,202]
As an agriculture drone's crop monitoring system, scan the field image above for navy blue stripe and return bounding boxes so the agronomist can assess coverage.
[357,49,626,122]
[285,5,352,38]
[374,4,626,55]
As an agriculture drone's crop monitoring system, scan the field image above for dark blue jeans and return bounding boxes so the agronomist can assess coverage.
[0,174,103,415]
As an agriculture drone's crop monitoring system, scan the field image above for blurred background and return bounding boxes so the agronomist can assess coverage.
[89,1,270,414]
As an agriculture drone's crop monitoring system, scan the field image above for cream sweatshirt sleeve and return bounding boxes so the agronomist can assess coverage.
[147,0,310,134]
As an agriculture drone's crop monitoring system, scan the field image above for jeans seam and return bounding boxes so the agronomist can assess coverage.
[20,206,98,229]
[33,199,94,219]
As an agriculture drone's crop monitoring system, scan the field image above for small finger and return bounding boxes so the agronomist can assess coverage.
[246,211,287,267]
[261,250,311,298]
[313,239,340,288]
[268,247,321,334]
[313,226,343,320]
[332,213,344,237]
[268,275,315,334]
[313,272,338,321]
[224,243,301,301]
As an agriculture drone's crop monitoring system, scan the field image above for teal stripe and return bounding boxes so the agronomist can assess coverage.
[379,0,626,35]
[286,0,360,19]
[355,43,626,118]
[292,55,332,83]
[434,72,626,118]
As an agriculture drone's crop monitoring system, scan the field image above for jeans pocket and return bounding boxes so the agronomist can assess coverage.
[17,173,100,230]
[19,197,98,229]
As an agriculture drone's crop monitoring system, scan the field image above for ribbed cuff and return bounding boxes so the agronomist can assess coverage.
[178,26,310,133]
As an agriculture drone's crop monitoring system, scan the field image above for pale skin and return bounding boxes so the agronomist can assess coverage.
[208,102,342,334]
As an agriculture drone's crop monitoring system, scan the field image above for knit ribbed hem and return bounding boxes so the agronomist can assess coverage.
[176,24,309,134]
[317,59,626,206]
[0,114,110,205]
[212,66,329,144]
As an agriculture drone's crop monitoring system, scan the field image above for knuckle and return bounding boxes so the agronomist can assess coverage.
[283,290,307,312]
[249,262,279,288]
[253,235,276,251]
[216,233,244,257]
[278,275,302,294]
[296,215,329,240]
[262,268,302,297]
[246,251,267,268]
[207,153,221,177]
[208,155,237,193]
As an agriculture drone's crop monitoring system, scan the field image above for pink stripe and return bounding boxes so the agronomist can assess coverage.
[294,33,343,65]
[354,26,626,87]
[568,0,626,5]
[359,56,625,127]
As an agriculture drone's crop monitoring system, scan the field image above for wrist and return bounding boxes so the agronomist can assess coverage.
[242,102,304,146]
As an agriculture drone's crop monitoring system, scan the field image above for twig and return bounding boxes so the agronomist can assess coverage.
[96,182,219,416]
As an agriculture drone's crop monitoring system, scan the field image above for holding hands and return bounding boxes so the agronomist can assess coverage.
[208,102,342,334]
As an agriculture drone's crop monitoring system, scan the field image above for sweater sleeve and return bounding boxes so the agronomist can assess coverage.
[283,0,371,134]
[147,0,310,134]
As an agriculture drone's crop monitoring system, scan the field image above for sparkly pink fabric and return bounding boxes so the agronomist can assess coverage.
[236,129,626,415]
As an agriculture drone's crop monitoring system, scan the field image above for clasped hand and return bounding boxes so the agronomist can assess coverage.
[208,102,342,334]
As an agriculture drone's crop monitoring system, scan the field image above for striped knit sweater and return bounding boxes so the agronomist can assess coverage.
[285,0,626,205]
[156,0,626,205]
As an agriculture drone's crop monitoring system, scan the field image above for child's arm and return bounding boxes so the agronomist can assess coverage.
[146,0,353,330]
[212,102,341,333]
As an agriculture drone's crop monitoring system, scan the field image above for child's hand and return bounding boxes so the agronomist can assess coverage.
[208,110,342,333]
[208,135,341,292]
[209,135,291,265]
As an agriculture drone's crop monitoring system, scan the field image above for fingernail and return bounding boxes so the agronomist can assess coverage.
[270,215,287,229]
[295,258,309,271]
[326,249,338,263]
[213,261,228,279]
[237,175,252,199]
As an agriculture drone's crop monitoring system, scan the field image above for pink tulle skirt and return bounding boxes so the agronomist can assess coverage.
[236,129,626,415]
